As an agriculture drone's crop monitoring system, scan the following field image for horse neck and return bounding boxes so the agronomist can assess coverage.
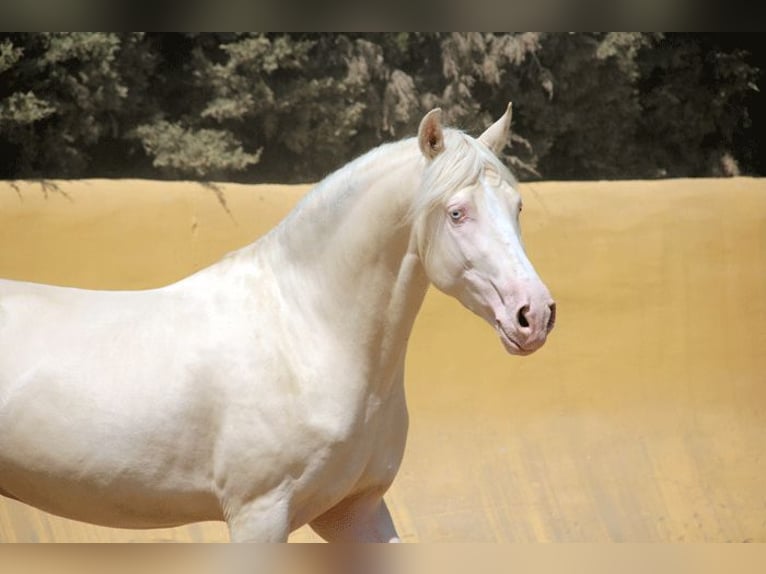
[267,139,430,378]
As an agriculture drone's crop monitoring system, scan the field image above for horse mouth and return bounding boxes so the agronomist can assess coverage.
[495,321,534,356]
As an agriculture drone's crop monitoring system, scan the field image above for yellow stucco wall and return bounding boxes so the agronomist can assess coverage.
[1,177,765,542]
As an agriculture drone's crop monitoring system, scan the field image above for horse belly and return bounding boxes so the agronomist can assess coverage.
[0,281,227,527]
[0,465,221,529]
[0,357,223,528]
[0,398,223,528]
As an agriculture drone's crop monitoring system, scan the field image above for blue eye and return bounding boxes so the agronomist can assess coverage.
[449,209,463,221]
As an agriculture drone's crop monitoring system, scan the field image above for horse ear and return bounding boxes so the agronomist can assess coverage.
[478,102,513,155]
[418,108,445,160]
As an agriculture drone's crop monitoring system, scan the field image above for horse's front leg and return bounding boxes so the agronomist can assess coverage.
[226,490,291,543]
[309,490,400,543]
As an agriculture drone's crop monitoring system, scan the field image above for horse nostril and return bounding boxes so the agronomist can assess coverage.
[547,303,557,333]
[517,305,530,329]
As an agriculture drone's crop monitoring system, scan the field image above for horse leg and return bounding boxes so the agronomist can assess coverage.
[309,492,400,543]
[225,492,291,543]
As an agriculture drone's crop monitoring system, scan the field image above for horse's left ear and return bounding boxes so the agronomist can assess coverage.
[478,102,513,156]
[418,108,445,160]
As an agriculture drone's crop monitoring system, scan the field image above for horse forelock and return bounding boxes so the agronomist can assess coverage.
[409,129,514,223]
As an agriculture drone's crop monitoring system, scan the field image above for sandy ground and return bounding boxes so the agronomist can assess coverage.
[1,177,765,542]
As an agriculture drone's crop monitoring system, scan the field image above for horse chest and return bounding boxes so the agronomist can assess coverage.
[218,359,408,525]
[286,385,408,527]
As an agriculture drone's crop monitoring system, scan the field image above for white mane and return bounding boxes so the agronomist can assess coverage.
[269,128,517,255]
[281,139,413,222]
[411,128,517,222]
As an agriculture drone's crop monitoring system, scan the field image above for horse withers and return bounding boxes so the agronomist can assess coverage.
[0,105,554,542]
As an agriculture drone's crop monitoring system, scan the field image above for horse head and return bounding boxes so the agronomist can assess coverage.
[413,104,555,356]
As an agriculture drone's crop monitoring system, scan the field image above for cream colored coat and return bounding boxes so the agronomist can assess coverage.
[0,107,554,542]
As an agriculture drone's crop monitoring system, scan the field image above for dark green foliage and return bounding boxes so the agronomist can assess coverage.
[0,33,156,178]
[636,34,759,177]
[0,33,760,182]
[132,122,262,178]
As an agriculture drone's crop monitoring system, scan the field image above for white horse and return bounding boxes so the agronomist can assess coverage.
[0,105,554,542]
